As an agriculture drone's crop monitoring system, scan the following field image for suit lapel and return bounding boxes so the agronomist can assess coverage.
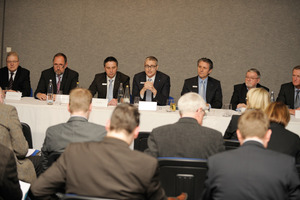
[192,76,198,93]
[51,68,58,93]
[206,77,213,101]
[113,72,120,98]
[153,71,160,90]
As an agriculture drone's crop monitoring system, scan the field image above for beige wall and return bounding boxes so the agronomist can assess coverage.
[2,0,300,103]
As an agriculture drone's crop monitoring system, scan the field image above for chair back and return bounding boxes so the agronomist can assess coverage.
[134,132,150,152]
[158,157,208,200]
[224,139,240,150]
[21,122,33,148]
[48,152,62,168]
[61,194,116,200]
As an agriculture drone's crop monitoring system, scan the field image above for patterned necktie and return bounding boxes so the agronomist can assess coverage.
[295,89,300,109]
[107,79,113,102]
[57,75,61,93]
[8,72,14,90]
[199,80,205,99]
[146,79,152,101]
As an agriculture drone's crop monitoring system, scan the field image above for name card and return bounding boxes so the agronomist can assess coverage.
[5,91,22,100]
[92,98,108,107]
[56,94,69,104]
[295,110,300,119]
[138,101,157,111]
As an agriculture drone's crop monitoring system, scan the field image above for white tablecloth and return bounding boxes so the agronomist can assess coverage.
[5,97,300,150]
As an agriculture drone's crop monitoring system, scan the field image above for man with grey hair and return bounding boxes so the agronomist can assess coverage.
[230,68,269,110]
[145,92,225,158]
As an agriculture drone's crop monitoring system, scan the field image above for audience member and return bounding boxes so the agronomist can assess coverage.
[0,87,39,183]
[145,92,225,158]
[88,56,130,106]
[224,87,270,139]
[265,101,300,164]
[0,51,31,97]
[181,57,222,108]
[0,143,22,200]
[41,88,107,171]
[35,53,79,100]
[230,68,269,110]
[277,65,300,115]
[132,56,170,105]
[31,104,187,200]
[202,109,300,200]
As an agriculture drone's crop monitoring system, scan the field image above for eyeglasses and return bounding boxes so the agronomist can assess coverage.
[7,61,19,63]
[144,65,157,69]
[54,64,65,68]
[245,76,258,80]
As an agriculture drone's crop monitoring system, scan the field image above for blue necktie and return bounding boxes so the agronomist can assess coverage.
[199,80,205,99]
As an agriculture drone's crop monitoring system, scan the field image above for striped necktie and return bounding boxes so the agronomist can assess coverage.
[8,72,14,90]
[146,79,152,101]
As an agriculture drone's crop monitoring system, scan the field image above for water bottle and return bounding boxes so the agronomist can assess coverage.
[76,81,80,88]
[123,85,130,103]
[117,83,124,104]
[47,79,54,105]
[270,91,275,102]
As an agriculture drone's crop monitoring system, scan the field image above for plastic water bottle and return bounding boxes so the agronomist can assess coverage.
[117,83,124,104]
[47,79,54,105]
[123,85,130,103]
[270,91,275,102]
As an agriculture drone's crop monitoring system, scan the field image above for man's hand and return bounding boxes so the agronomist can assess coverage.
[237,103,247,109]
[143,81,157,96]
[108,98,118,106]
[36,93,47,101]
[289,108,300,115]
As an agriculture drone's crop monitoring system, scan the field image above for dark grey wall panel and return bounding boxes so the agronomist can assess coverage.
[3,0,300,103]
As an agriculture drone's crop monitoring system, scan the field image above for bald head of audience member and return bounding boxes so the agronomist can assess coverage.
[178,92,207,125]
[68,88,93,119]
[237,109,271,148]
[106,103,140,145]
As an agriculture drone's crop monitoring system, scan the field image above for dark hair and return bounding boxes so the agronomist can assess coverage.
[247,68,261,78]
[53,53,67,63]
[293,65,300,71]
[197,57,213,70]
[109,104,140,134]
[104,56,118,67]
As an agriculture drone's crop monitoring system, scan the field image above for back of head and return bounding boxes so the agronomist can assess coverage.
[238,109,269,139]
[246,88,270,111]
[265,102,290,127]
[109,104,140,135]
[69,88,92,113]
[178,92,206,115]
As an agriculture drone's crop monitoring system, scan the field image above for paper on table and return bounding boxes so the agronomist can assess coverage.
[19,180,30,200]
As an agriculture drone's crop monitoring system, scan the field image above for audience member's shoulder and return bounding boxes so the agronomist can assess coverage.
[200,125,223,137]
[0,103,16,111]
[265,148,296,163]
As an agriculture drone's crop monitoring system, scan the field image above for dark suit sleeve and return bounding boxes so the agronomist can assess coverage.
[20,69,31,97]
[65,70,79,94]
[201,158,216,200]
[153,75,170,105]
[88,75,98,97]
[0,148,22,200]
[230,85,240,110]
[276,84,293,108]
[287,160,300,199]
[132,75,141,101]
[181,79,190,96]
[209,81,223,109]
[146,162,167,200]
[223,116,238,139]
[34,71,48,98]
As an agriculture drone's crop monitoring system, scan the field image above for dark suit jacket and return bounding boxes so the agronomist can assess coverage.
[181,76,223,108]
[41,116,107,171]
[267,122,300,164]
[202,141,300,200]
[0,66,31,97]
[230,83,269,110]
[145,117,225,158]
[31,137,167,200]
[132,71,170,105]
[223,115,240,140]
[88,71,130,98]
[0,143,22,200]
[34,67,79,98]
[277,82,295,109]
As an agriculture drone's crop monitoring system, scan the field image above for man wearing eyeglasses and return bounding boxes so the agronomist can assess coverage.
[35,53,79,100]
[132,56,170,105]
[0,52,31,97]
[230,68,269,110]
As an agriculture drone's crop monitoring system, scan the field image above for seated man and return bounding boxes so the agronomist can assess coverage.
[132,56,170,105]
[181,57,222,108]
[0,52,31,96]
[230,68,269,110]
[35,53,79,100]
[202,109,300,199]
[31,104,186,200]
[145,92,225,158]
[88,56,130,106]
[277,65,300,115]
[41,88,106,171]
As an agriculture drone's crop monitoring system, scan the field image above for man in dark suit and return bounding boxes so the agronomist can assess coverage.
[0,51,31,97]
[132,56,170,105]
[230,68,269,110]
[145,92,224,158]
[0,143,22,200]
[88,56,130,106]
[31,104,187,200]
[202,109,300,200]
[34,53,79,100]
[41,88,106,171]
[181,57,222,108]
[277,65,300,115]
